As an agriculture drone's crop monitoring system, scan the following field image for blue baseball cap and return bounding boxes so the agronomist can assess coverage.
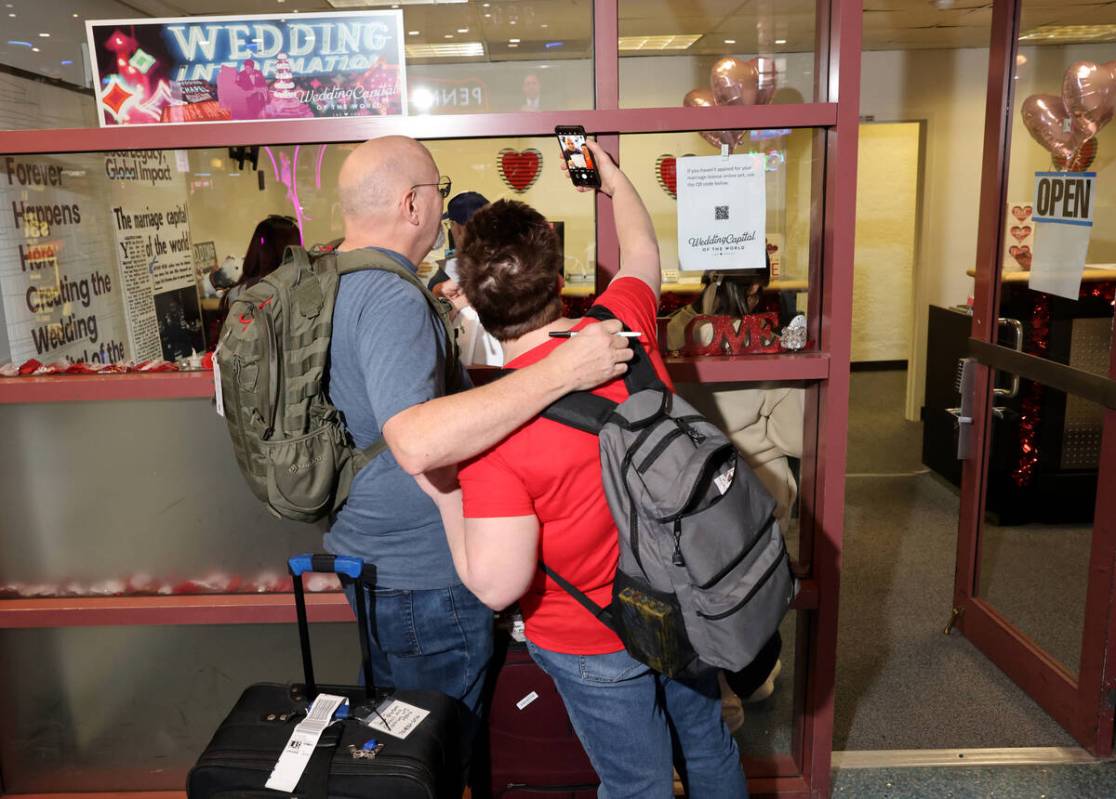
[443,191,489,224]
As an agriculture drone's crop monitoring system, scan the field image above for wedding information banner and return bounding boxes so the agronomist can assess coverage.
[86,10,406,127]
[0,155,128,364]
[677,153,767,271]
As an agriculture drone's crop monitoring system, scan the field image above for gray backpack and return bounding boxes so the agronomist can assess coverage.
[540,306,797,677]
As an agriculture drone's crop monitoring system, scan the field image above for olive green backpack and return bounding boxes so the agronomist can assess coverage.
[215,241,460,522]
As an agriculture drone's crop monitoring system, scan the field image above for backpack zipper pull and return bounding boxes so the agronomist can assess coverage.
[672,520,685,567]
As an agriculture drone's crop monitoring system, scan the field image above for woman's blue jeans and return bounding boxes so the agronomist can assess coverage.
[527,640,748,799]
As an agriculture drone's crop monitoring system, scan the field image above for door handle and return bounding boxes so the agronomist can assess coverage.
[993,318,1023,400]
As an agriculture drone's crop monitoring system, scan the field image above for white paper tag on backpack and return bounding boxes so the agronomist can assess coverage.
[265,693,347,792]
[714,465,735,495]
[212,345,225,417]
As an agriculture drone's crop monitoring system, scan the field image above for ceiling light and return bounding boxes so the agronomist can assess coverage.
[508,43,518,48]
[7,12,14,16]
[39,33,51,38]
[444,33,453,38]
[775,38,787,44]
[618,34,702,51]
[510,20,516,25]
[406,41,484,58]
[1020,24,1116,43]
[457,27,469,33]
[724,39,736,44]
[409,30,419,35]
[541,24,549,28]
[484,13,491,18]
[509,38,520,43]
[31,47,39,52]
[61,59,72,65]
[72,12,79,17]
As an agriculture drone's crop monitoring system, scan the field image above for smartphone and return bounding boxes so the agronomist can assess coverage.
[555,125,601,189]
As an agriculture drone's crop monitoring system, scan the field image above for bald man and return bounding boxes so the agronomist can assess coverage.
[325,136,632,758]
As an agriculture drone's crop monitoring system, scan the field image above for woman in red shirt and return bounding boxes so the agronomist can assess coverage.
[419,143,748,799]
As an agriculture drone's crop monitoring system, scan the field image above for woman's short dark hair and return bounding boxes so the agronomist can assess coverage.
[457,199,563,342]
[701,250,772,317]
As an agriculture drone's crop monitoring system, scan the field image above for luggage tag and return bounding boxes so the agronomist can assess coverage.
[212,345,225,418]
[360,698,430,740]
[264,693,348,792]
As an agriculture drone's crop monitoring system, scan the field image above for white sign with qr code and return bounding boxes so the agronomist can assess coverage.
[363,699,430,740]
[677,153,767,271]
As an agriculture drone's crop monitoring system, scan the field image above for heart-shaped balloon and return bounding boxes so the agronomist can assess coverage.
[1062,61,1115,137]
[753,56,777,105]
[683,88,743,150]
[1021,94,1090,162]
[1052,137,1099,172]
[711,56,761,106]
[656,154,678,198]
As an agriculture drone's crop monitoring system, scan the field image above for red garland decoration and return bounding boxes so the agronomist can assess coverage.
[1011,294,1050,488]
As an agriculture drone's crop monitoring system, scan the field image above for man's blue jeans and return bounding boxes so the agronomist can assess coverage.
[527,641,748,799]
[344,581,494,740]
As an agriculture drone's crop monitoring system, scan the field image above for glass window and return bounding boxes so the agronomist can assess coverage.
[996,2,1116,359]
[621,129,816,346]
[0,138,595,368]
[619,0,818,108]
[0,2,592,131]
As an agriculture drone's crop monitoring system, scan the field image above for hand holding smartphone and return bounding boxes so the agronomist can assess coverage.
[555,125,601,189]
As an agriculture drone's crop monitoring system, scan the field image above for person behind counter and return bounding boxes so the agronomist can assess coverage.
[212,215,302,338]
[422,140,749,799]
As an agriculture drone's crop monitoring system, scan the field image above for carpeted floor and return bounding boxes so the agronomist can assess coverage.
[831,761,1116,797]
[834,368,1083,751]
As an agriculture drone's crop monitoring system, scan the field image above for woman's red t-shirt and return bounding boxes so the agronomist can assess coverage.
[458,277,674,654]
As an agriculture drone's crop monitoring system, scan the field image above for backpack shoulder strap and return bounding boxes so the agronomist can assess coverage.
[540,562,615,630]
[327,246,463,393]
[491,368,619,435]
[584,304,666,395]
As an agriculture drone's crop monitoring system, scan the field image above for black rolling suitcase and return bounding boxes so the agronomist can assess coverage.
[188,554,463,799]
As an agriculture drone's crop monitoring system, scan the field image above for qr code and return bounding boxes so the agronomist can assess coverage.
[715,205,729,220]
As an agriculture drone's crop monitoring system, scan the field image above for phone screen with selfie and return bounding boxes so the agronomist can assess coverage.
[555,125,601,188]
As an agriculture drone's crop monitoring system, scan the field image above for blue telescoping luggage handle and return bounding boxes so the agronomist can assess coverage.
[287,553,376,703]
[288,553,364,580]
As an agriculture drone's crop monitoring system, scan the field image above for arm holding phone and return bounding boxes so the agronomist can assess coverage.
[564,139,662,301]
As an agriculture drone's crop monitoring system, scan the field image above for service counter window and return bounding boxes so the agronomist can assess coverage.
[618,0,819,109]
[0,2,592,132]
[0,137,596,371]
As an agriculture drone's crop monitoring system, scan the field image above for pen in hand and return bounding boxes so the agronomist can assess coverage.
[549,331,643,339]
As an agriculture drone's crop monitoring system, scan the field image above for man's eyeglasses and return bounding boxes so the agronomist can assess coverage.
[412,176,452,199]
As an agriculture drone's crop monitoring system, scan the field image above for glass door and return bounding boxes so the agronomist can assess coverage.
[953,0,1116,755]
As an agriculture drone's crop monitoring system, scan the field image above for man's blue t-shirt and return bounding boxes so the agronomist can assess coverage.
[324,248,469,589]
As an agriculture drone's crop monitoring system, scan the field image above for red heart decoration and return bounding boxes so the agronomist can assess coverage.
[1011,205,1027,221]
[1024,204,1032,217]
[1010,225,1032,242]
[656,155,678,198]
[497,148,542,193]
[1010,244,1032,270]
[766,242,778,253]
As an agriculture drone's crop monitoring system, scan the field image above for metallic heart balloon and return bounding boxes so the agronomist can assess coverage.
[711,56,761,106]
[1062,61,1115,137]
[683,88,743,150]
[1020,94,1090,163]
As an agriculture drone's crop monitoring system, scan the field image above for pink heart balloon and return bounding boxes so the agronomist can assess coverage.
[711,56,761,106]
[1021,94,1090,162]
[683,88,743,151]
[1062,61,1115,137]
